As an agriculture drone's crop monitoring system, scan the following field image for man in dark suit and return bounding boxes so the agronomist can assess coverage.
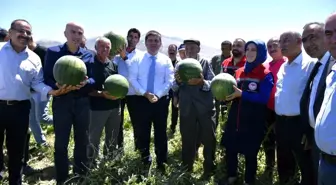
[300,22,332,185]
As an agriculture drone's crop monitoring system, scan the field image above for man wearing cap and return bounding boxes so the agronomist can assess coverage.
[178,44,186,60]
[172,39,216,179]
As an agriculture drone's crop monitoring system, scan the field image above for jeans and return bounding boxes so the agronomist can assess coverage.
[29,92,53,144]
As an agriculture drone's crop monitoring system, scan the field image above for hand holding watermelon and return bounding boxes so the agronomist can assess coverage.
[102,91,119,100]
[225,85,242,101]
[174,72,182,83]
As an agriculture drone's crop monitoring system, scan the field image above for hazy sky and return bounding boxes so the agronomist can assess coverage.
[1,0,335,48]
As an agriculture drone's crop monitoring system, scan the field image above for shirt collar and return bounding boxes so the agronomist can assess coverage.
[61,42,84,55]
[145,52,158,59]
[4,41,28,54]
[319,51,331,65]
[286,52,302,66]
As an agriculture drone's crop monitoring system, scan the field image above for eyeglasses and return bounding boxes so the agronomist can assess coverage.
[11,27,32,36]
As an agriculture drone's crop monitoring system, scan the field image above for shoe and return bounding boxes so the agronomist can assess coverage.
[23,165,38,176]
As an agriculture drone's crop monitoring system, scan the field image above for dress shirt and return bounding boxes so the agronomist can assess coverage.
[113,49,144,95]
[308,52,331,127]
[128,52,174,98]
[0,42,51,101]
[275,52,316,116]
[315,59,336,155]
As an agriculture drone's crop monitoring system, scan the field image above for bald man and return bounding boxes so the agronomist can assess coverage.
[314,13,336,185]
[275,31,316,185]
[43,22,95,184]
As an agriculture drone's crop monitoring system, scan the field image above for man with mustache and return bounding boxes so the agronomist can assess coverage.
[275,31,316,185]
[114,28,143,152]
[300,22,331,185]
[314,13,336,185]
[263,36,286,183]
[0,19,66,185]
[211,40,232,125]
[43,22,95,184]
[172,39,216,179]
[167,44,179,134]
[221,38,246,76]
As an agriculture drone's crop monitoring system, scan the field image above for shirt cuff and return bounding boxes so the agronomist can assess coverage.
[201,80,211,91]
[41,85,53,101]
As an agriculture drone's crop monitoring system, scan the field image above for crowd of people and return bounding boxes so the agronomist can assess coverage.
[0,12,335,185]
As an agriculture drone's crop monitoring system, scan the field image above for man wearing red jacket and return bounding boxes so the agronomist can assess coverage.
[221,38,246,76]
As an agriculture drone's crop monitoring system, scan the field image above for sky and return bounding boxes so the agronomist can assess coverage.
[1,0,335,48]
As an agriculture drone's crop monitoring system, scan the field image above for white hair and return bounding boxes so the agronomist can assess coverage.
[95,37,111,49]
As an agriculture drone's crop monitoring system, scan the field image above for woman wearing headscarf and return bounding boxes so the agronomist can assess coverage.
[219,40,274,185]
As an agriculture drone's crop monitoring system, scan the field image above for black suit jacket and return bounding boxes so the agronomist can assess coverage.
[300,53,331,143]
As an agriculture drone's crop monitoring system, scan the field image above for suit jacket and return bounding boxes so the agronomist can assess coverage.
[300,53,331,143]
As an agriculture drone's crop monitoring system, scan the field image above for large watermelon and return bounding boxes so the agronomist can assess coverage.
[177,58,203,83]
[210,73,237,100]
[104,31,127,57]
[103,74,129,98]
[53,55,87,86]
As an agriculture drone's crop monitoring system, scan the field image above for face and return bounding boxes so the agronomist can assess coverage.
[145,34,161,54]
[246,43,257,63]
[127,32,140,48]
[168,45,177,59]
[96,40,111,59]
[302,25,325,58]
[221,44,231,56]
[232,39,245,57]
[80,37,86,48]
[179,50,186,59]
[9,20,32,48]
[267,39,282,60]
[325,16,336,58]
[279,32,301,57]
[185,43,200,58]
[64,24,84,47]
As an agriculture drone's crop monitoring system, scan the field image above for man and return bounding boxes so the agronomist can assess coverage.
[167,44,179,134]
[178,43,186,60]
[221,38,246,76]
[314,13,336,185]
[300,22,331,184]
[88,37,121,164]
[263,36,286,182]
[114,28,143,151]
[43,22,95,184]
[172,39,216,179]
[0,28,9,42]
[211,40,232,125]
[0,19,64,185]
[128,30,174,171]
[275,31,316,185]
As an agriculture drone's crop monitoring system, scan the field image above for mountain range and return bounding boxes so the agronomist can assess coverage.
[37,34,221,60]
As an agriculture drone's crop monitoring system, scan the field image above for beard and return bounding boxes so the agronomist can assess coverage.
[232,50,242,57]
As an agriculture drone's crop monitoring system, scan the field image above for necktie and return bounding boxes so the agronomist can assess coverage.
[147,56,156,93]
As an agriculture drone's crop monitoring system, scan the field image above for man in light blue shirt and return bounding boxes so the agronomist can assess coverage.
[0,19,66,185]
[128,30,174,171]
[315,13,336,185]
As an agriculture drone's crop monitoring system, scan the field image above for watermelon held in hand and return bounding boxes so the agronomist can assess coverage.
[103,74,129,98]
[104,31,127,57]
[53,55,87,86]
[177,58,203,83]
[210,73,237,100]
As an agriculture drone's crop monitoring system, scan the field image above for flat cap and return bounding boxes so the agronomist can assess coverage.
[183,38,200,46]
[178,44,185,51]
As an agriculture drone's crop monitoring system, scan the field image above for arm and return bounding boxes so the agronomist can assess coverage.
[31,57,52,101]
[210,56,217,73]
[43,49,58,90]
[201,60,215,91]
[241,73,274,104]
[171,62,185,92]
[128,57,147,95]
[156,59,174,98]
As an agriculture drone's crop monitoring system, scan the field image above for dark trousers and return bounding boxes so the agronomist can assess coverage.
[23,132,31,167]
[311,130,320,185]
[132,96,169,164]
[117,98,127,148]
[0,132,4,172]
[0,100,31,185]
[275,115,314,185]
[180,106,216,173]
[169,96,179,132]
[263,109,276,170]
[126,95,141,151]
[215,100,225,127]
[52,96,90,183]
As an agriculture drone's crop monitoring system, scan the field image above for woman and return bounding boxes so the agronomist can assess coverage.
[220,40,274,185]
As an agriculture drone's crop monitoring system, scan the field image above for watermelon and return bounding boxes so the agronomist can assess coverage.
[103,74,129,98]
[53,55,87,86]
[177,58,203,83]
[210,73,237,100]
[104,31,127,57]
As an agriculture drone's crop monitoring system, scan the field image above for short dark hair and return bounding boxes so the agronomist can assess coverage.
[234,38,246,44]
[127,28,141,38]
[302,22,325,30]
[145,30,161,41]
[0,28,8,41]
[168,44,177,50]
[221,40,232,47]
[10,19,31,29]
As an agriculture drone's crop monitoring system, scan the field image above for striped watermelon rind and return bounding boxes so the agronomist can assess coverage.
[210,73,237,100]
[103,74,129,98]
[177,58,203,83]
[104,31,127,57]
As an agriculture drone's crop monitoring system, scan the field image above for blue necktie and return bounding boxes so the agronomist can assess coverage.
[147,56,156,93]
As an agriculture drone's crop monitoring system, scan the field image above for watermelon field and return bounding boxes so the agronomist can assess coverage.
[1,102,287,185]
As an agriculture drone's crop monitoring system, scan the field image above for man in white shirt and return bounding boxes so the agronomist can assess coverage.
[300,22,331,184]
[275,31,316,185]
[128,30,174,171]
[314,13,336,185]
